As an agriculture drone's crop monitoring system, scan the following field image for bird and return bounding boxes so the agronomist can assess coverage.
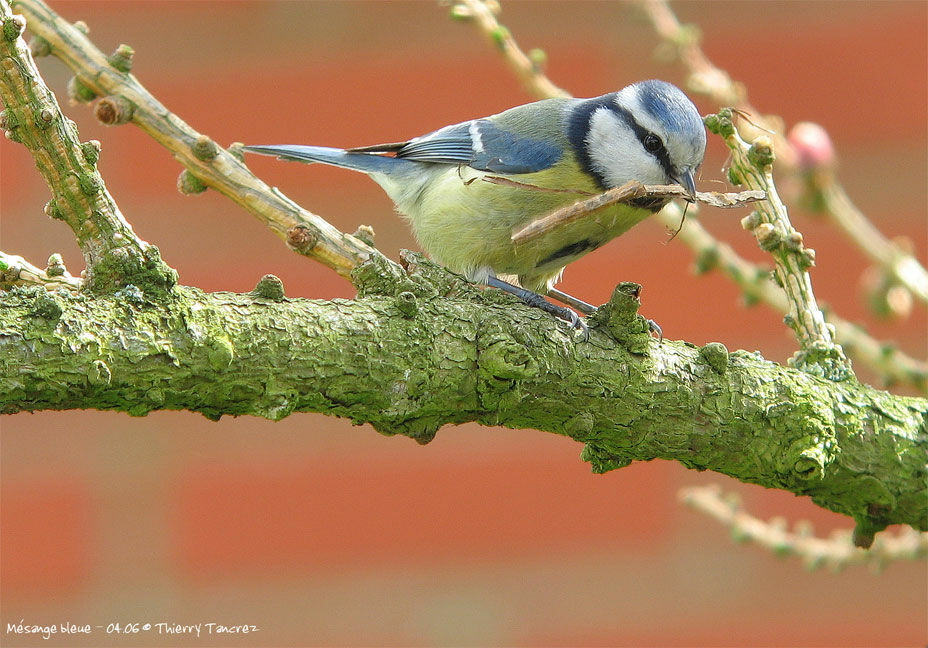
[244,79,706,335]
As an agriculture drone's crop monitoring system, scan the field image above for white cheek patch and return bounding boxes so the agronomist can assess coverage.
[586,108,622,149]
[586,108,664,188]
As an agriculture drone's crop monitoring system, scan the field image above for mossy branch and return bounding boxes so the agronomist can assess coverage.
[2,258,926,546]
[3,0,926,552]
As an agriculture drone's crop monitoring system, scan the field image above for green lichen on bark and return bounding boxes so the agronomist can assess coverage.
[0,3,176,295]
[1,264,925,537]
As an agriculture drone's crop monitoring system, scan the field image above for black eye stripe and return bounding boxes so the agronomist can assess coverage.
[608,104,676,182]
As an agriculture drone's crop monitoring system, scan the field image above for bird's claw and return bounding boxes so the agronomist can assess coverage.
[559,307,589,341]
[646,318,663,342]
[530,297,588,341]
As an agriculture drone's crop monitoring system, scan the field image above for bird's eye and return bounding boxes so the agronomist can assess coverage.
[643,133,663,153]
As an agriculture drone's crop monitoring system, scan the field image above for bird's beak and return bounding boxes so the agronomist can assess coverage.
[677,168,697,201]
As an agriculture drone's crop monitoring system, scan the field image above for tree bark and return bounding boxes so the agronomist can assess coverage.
[2,258,926,544]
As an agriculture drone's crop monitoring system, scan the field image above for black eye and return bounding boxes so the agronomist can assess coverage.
[643,133,663,153]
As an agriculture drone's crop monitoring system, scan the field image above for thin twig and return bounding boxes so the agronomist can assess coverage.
[656,203,928,393]
[709,112,852,380]
[511,182,764,246]
[817,178,928,304]
[680,485,928,570]
[0,2,168,293]
[0,251,82,291]
[451,0,570,99]
[639,0,928,308]
[13,0,389,281]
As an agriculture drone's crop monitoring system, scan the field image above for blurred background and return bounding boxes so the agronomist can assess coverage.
[1,1,926,646]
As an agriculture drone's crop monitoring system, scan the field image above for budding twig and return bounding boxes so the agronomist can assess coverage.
[680,485,928,571]
[708,110,853,381]
[13,0,390,282]
[0,251,82,291]
[656,203,927,393]
[0,2,172,294]
[640,0,927,311]
[450,0,570,100]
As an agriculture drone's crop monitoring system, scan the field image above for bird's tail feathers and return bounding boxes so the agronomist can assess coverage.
[243,144,411,175]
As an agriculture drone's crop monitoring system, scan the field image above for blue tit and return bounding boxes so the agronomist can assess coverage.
[244,79,706,333]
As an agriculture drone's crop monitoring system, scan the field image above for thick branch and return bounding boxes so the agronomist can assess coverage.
[3,0,925,553]
[2,260,926,543]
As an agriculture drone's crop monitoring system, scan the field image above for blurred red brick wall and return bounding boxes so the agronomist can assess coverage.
[1,2,925,646]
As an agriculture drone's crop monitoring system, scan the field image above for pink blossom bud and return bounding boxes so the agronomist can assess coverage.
[788,121,835,171]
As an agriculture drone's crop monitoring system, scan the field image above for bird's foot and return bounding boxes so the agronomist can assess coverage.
[485,276,589,340]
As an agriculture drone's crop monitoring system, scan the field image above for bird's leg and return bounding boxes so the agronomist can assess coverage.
[485,276,588,340]
[545,287,597,315]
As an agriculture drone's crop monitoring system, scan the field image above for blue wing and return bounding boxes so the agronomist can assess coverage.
[389,119,562,175]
